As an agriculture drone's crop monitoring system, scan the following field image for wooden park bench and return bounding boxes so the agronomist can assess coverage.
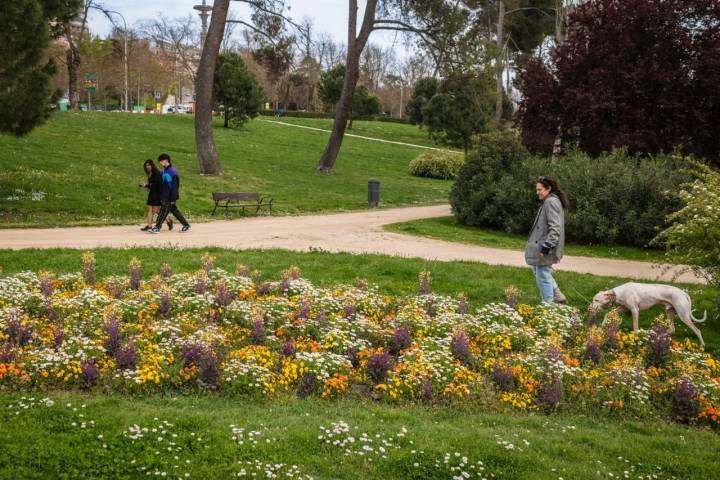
[211,192,273,216]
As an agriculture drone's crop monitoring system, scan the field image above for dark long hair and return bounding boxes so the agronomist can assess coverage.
[143,159,160,177]
[537,175,570,209]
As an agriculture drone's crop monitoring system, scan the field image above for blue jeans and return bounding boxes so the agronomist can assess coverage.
[532,265,558,303]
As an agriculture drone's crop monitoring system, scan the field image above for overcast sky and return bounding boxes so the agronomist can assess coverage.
[88,1,412,55]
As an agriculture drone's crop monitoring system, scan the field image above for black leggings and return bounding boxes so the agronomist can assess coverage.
[155,202,189,229]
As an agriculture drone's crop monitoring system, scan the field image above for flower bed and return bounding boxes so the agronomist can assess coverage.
[0,255,718,429]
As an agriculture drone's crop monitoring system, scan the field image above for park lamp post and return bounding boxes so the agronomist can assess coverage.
[104,9,129,111]
[194,0,213,49]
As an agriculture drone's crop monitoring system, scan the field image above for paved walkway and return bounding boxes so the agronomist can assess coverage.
[0,205,703,284]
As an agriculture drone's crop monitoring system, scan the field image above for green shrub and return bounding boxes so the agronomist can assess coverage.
[654,162,720,286]
[409,150,465,180]
[450,131,693,247]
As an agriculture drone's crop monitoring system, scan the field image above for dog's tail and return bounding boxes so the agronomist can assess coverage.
[683,291,707,323]
[691,309,707,323]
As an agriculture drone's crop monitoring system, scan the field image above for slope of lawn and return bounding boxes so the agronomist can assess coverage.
[1,247,716,352]
[1,391,718,480]
[0,112,449,228]
[262,115,442,149]
[387,216,669,263]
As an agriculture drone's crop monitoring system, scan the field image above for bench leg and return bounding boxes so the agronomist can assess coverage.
[212,201,219,216]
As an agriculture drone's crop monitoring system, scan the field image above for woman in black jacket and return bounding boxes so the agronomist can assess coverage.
[139,159,172,231]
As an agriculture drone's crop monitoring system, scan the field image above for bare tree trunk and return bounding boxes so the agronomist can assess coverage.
[494,0,505,125]
[194,0,230,175]
[66,26,81,110]
[316,0,377,173]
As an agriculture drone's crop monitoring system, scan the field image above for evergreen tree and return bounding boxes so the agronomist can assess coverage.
[0,0,79,136]
[213,52,266,128]
[317,64,346,113]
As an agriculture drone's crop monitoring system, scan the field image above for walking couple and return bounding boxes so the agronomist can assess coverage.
[140,153,191,234]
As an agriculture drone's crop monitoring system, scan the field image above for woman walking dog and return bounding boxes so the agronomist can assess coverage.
[525,175,568,304]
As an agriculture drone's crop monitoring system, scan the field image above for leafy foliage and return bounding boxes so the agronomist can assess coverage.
[405,77,439,126]
[450,132,693,247]
[0,0,79,136]
[213,52,265,128]
[317,64,346,113]
[515,0,720,165]
[422,72,494,151]
[654,162,720,287]
[409,150,465,180]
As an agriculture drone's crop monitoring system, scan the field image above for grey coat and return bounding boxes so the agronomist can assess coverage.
[525,193,565,266]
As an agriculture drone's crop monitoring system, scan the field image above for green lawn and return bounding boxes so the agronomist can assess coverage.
[263,115,442,148]
[0,113,448,228]
[387,216,669,263]
[1,247,717,352]
[1,391,717,480]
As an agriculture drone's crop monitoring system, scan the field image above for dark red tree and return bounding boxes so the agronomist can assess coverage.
[516,0,720,164]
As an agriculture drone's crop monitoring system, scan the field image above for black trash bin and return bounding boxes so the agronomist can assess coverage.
[368,180,380,207]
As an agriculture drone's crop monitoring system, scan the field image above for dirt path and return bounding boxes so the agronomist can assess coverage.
[0,204,703,284]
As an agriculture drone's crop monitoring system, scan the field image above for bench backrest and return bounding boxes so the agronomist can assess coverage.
[212,192,260,202]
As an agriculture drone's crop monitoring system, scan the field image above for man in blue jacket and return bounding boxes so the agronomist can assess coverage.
[150,153,191,233]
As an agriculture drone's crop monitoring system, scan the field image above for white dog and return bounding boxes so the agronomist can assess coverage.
[590,282,707,346]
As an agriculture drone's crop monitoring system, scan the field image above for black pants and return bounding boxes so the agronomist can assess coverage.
[156,202,189,229]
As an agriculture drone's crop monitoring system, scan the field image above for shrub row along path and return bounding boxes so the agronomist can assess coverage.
[0,204,703,284]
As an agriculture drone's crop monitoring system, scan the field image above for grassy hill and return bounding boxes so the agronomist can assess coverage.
[0,113,449,228]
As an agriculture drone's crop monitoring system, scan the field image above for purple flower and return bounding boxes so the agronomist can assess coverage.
[194,274,207,295]
[46,299,59,322]
[214,282,234,307]
[366,352,391,384]
[451,331,472,365]
[281,342,296,358]
[356,278,368,290]
[83,253,95,285]
[251,319,266,345]
[418,270,432,295]
[584,338,602,365]
[298,301,310,319]
[181,343,204,367]
[0,347,16,363]
[40,275,54,297]
[388,327,412,355]
[235,265,249,277]
[128,258,142,291]
[604,321,619,351]
[7,312,32,347]
[80,360,99,389]
[108,282,124,300]
[587,306,600,327]
[343,302,356,319]
[673,378,700,424]
[491,360,516,392]
[161,263,173,280]
[458,294,468,315]
[537,377,562,412]
[545,345,563,364]
[115,342,137,370]
[158,290,172,317]
[425,299,436,318]
[201,253,214,276]
[104,315,122,354]
[279,277,291,295]
[198,347,222,388]
[646,323,673,368]
[53,326,64,348]
[297,373,317,398]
